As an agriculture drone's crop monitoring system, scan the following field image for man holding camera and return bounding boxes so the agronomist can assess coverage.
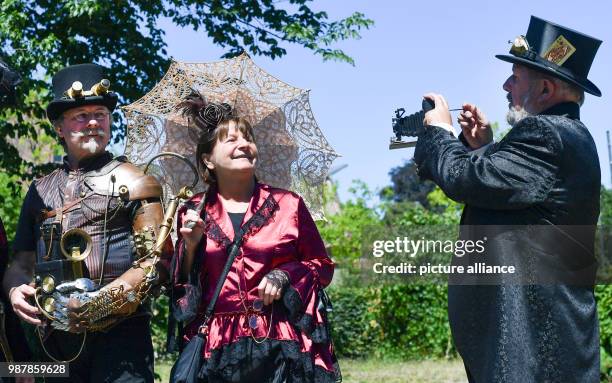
[414,16,602,382]
[3,63,170,382]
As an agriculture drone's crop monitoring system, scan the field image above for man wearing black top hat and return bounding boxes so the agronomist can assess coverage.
[3,63,171,382]
[414,16,602,382]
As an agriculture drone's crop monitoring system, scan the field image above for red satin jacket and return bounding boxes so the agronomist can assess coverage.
[174,183,338,380]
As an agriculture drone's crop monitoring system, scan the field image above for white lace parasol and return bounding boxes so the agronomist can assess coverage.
[122,53,339,220]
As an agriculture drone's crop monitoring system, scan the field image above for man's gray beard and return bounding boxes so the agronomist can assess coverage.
[506,89,536,127]
[81,137,100,154]
[506,106,532,127]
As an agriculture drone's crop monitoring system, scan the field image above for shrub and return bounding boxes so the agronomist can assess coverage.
[327,284,453,360]
[596,285,612,378]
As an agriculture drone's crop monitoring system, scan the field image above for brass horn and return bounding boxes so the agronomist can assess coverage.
[60,228,93,262]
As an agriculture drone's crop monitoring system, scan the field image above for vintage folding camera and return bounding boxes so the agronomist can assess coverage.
[389,98,435,150]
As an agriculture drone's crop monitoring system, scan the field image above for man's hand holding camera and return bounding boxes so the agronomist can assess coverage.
[423,93,452,126]
[422,93,493,150]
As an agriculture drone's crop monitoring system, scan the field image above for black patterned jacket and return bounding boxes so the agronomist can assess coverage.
[414,102,601,383]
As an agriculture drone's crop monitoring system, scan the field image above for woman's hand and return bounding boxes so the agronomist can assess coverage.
[179,209,205,254]
[257,269,290,306]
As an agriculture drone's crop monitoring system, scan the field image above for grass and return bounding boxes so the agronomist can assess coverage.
[154,358,468,383]
[155,360,172,382]
[338,359,467,383]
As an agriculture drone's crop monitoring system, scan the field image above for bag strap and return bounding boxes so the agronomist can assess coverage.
[200,199,271,327]
[201,231,242,326]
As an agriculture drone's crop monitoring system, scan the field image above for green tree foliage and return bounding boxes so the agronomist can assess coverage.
[0,173,24,240]
[381,159,436,208]
[597,187,612,379]
[0,0,373,179]
[600,186,612,226]
[328,284,453,360]
[318,179,461,272]
[321,182,457,359]
[381,187,462,229]
[317,180,379,271]
[597,285,612,378]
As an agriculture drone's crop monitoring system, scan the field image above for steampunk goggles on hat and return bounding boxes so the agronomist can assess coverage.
[64,79,111,99]
[509,35,534,59]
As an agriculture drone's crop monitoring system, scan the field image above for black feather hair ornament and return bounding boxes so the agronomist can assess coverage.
[175,90,233,133]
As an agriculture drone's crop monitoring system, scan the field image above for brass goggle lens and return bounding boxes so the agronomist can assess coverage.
[42,275,55,294]
[64,79,111,98]
[43,297,56,313]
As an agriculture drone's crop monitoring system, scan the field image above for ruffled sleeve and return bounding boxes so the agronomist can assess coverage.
[277,197,334,339]
[170,193,207,325]
[171,193,206,285]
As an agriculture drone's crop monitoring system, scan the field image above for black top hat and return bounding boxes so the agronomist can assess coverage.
[46,63,118,121]
[496,16,602,97]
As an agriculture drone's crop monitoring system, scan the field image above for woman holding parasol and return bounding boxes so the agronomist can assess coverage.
[170,91,340,383]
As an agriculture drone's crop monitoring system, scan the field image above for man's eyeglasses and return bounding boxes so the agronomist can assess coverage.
[69,111,110,123]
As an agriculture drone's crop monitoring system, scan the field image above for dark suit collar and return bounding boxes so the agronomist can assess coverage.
[539,102,580,120]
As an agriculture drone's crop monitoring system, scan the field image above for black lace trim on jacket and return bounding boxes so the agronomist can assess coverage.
[203,194,280,249]
[242,194,279,240]
[203,214,232,249]
[281,287,310,336]
[199,337,341,383]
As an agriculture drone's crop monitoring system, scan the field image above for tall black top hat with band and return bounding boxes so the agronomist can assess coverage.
[46,63,118,121]
[496,16,602,97]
